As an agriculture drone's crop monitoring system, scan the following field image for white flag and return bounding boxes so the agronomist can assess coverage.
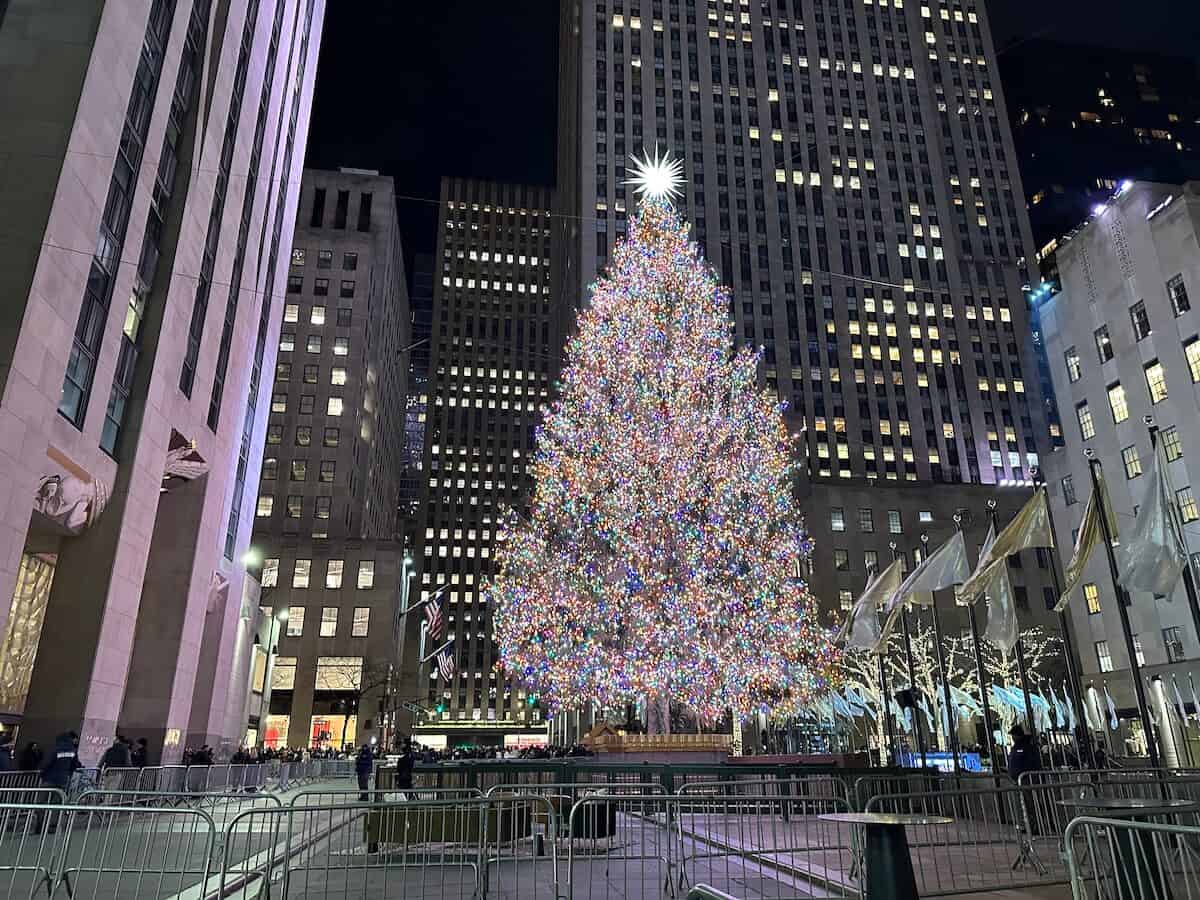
[1056,475,1115,610]
[1172,676,1189,724]
[1084,685,1101,732]
[888,532,971,610]
[1118,444,1187,596]
[1103,683,1119,731]
[959,490,1054,605]
[1190,674,1200,726]
[1060,682,1078,732]
[837,558,904,651]
[970,523,1020,653]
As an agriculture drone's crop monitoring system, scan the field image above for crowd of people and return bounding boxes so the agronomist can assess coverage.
[413,743,594,762]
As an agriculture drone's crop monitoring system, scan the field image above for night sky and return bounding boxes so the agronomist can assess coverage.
[304,1,1199,265]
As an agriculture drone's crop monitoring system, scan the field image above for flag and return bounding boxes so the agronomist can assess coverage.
[1103,683,1119,731]
[950,683,981,716]
[1172,675,1189,724]
[436,644,456,681]
[837,559,903,651]
[958,490,1054,604]
[423,598,444,641]
[1049,683,1067,729]
[1060,682,1078,732]
[983,560,1019,653]
[1083,686,1101,731]
[1144,678,1163,729]
[888,532,971,610]
[1056,475,1115,610]
[1033,689,1053,731]
[1118,444,1187,596]
[1191,674,1200,726]
[879,533,970,641]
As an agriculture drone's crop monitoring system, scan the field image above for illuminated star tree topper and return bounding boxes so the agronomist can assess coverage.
[486,152,840,728]
[624,145,685,204]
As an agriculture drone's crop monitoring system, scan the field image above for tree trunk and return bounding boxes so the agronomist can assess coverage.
[645,694,671,735]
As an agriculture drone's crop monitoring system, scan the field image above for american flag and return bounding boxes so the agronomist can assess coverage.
[423,598,444,641]
[436,645,456,681]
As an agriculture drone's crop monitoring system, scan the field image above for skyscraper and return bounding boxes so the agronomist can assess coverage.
[248,168,411,750]
[0,0,325,761]
[414,178,555,749]
[1000,40,1200,256]
[553,0,1064,710]
[559,0,1047,486]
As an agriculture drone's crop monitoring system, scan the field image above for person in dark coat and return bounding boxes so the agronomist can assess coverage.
[40,733,81,790]
[1008,724,1043,834]
[100,737,131,770]
[0,733,14,771]
[394,738,415,792]
[131,738,148,768]
[1007,724,1042,781]
[355,744,374,801]
[18,741,43,772]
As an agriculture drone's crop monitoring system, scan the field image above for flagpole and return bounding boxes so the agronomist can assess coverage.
[958,513,998,774]
[984,504,1037,738]
[1146,420,1200,648]
[869,559,899,768]
[921,533,963,775]
[1085,452,1162,769]
[893,541,928,770]
[878,653,897,767]
[1024,479,1095,769]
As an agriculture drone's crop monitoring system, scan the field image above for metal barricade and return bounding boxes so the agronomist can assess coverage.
[864,785,1084,895]
[1094,776,1200,807]
[566,793,856,900]
[219,794,559,899]
[97,767,141,794]
[675,792,856,900]
[0,802,218,898]
[679,775,851,805]
[854,772,1013,810]
[1066,815,1200,900]
[290,787,483,807]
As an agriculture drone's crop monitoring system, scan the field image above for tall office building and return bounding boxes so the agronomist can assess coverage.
[414,178,555,750]
[1040,181,1200,765]
[398,253,435,550]
[1000,40,1200,257]
[0,0,324,762]
[554,2,1060,665]
[248,168,411,750]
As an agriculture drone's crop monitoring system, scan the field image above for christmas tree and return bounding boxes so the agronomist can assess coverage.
[487,151,839,728]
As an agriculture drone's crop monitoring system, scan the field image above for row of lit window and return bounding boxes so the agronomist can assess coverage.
[1094,627,1189,671]
[279,334,350,355]
[445,200,550,218]
[275,606,370,639]
[283,303,353,327]
[276,362,348,386]
[256,494,336,520]
[441,277,550,295]
[262,557,376,590]
[271,394,347,417]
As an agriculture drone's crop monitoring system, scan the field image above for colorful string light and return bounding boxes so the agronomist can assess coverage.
[485,197,841,723]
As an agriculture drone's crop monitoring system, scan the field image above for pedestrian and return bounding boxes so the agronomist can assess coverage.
[1008,724,1043,835]
[394,738,415,793]
[38,733,81,830]
[0,732,14,771]
[355,744,374,801]
[18,741,43,772]
[131,738,148,768]
[100,736,131,770]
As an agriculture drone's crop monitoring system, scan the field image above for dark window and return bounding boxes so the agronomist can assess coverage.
[299,395,315,415]
[317,249,332,269]
[334,190,349,228]
[295,426,312,446]
[314,278,329,296]
[287,275,303,293]
[275,362,291,382]
[357,192,373,231]
[303,364,318,384]
[262,457,278,480]
[290,459,307,481]
[340,280,355,299]
[310,187,326,227]
[320,461,336,483]
[343,252,358,270]
[323,427,340,447]
[337,308,352,327]
[1168,275,1190,316]
[1130,301,1151,341]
